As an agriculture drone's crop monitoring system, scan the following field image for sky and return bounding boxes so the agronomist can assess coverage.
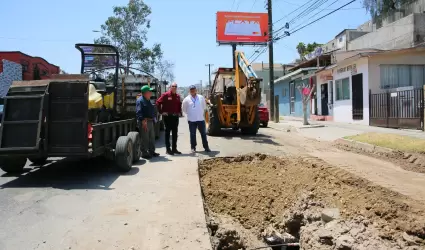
[0,0,371,87]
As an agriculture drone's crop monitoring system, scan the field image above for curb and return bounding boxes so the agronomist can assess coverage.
[334,138,394,154]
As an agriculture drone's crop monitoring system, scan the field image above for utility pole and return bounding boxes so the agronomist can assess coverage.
[205,64,214,87]
[267,0,275,122]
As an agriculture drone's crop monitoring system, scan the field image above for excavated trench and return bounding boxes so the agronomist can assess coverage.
[198,154,425,250]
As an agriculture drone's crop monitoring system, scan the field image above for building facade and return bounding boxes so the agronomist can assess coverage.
[0,51,60,81]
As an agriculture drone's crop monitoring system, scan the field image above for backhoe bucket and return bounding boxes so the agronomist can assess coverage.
[238,85,261,106]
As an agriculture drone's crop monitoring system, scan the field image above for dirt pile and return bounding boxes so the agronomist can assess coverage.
[335,139,425,174]
[199,154,425,250]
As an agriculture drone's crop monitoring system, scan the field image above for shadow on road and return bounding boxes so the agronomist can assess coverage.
[217,129,282,146]
[0,157,141,190]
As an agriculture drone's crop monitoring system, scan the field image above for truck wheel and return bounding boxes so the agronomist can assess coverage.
[241,109,260,135]
[127,132,141,163]
[207,106,221,136]
[28,156,48,166]
[115,136,133,172]
[0,157,27,173]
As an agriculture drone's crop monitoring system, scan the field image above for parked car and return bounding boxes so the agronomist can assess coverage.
[258,103,269,127]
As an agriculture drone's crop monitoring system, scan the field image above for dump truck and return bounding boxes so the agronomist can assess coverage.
[0,43,142,173]
[205,50,262,135]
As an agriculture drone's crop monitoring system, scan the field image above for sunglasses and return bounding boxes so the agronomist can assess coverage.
[171,86,177,88]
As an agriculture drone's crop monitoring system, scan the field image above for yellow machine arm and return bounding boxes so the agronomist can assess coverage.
[234,51,262,121]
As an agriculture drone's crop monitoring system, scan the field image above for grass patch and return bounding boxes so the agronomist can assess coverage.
[345,132,425,153]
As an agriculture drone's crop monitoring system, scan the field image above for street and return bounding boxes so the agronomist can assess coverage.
[1,118,425,250]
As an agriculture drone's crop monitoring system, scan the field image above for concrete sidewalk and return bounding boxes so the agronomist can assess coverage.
[269,116,425,141]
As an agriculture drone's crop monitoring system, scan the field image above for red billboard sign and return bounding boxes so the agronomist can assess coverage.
[216,11,269,45]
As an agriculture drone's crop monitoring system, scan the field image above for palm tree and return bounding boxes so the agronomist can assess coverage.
[296,42,306,60]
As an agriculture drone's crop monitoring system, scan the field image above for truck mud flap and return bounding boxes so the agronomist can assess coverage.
[47,81,89,156]
[0,95,45,152]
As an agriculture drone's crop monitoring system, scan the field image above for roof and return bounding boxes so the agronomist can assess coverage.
[274,67,319,83]
[335,29,356,38]
[0,51,60,68]
[335,45,425,66]
[315,64,337,73]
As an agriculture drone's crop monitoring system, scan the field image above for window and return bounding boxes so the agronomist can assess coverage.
[335,78,350,101]
[380,65,425,89]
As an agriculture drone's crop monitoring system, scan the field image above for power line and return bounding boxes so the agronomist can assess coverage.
[275,0,357,40]
[289,0,340,32]
[231,0,236,10]
[281,0,363,10]
[273,0,316,25]
[249,0,357,63]
[288,0,329,25]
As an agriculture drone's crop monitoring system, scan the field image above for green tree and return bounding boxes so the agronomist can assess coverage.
[296,42,306,59]
[362,0,409,18]
[296,42,322,60]
[95,0,162,75]
[156,59,175,83]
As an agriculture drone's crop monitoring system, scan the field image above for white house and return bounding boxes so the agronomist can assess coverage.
[314,46,425,129]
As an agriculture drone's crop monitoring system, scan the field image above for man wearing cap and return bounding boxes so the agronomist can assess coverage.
[136,85,160,159]
[156,82,182,155]
[181,85,211,153]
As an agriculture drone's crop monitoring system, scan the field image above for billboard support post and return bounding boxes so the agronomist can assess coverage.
[267,0,275,122]
[232,44,237,69]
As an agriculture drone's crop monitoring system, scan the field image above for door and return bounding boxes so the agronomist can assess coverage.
[289,82,295,113]
[351,73,363,120]
[321,83,329,116]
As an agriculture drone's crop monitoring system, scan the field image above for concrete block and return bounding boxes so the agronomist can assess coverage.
[321,208,340,223]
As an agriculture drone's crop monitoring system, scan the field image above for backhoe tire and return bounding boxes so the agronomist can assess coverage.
[207,106,221,136]
[241,109,260,135]
[127,132,141,163]
[28,156,48,166]
[0,157,27,173]
[115,136,133,172]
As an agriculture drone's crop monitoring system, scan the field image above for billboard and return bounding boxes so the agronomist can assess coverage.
[80,45,117,69]
[216,11,269,45]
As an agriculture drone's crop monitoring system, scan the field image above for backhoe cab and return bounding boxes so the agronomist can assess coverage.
[206,51,261,135]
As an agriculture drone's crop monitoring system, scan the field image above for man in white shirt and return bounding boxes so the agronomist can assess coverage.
[181,85,211,153]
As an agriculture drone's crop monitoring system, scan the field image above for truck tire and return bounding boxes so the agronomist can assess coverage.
[241,109,260,135]
[115,136,134,172]
[127,132,141,163]
[0,157,27,173]
[207,106,221,136]
[28,156,48,166]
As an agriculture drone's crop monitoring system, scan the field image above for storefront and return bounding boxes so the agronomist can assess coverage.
[314,65,336,121]
[332,56,369,125]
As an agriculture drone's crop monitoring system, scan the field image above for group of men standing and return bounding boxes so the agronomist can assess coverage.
[135,82,211,159]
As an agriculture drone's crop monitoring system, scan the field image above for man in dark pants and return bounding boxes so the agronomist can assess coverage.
[136,85,159,159]
[181,85,211,153]
[156,82,182,155]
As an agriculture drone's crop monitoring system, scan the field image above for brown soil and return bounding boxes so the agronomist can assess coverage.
[199,154,425,250]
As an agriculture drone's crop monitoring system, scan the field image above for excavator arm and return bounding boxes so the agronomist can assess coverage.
[234,51,262,121]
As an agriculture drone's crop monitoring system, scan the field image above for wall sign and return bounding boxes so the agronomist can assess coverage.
[337,64,357,75]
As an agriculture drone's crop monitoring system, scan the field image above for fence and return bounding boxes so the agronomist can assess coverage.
[369,88,424,130]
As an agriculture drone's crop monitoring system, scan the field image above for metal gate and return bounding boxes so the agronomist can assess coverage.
[369,87,424,130]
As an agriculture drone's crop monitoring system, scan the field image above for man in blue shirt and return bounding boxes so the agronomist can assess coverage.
[136,85,159,159]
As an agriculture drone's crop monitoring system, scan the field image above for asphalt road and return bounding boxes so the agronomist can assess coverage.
[2,118,423,250]
[0,119,286,250]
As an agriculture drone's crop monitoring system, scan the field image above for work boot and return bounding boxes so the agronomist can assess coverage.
[166,148,174,155]
[142,154,152,159]
[172,149,182,155]
[151,152,160,157]
[204,148,211,153]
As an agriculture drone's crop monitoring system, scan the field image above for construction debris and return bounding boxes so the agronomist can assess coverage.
[199,154,425,250]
